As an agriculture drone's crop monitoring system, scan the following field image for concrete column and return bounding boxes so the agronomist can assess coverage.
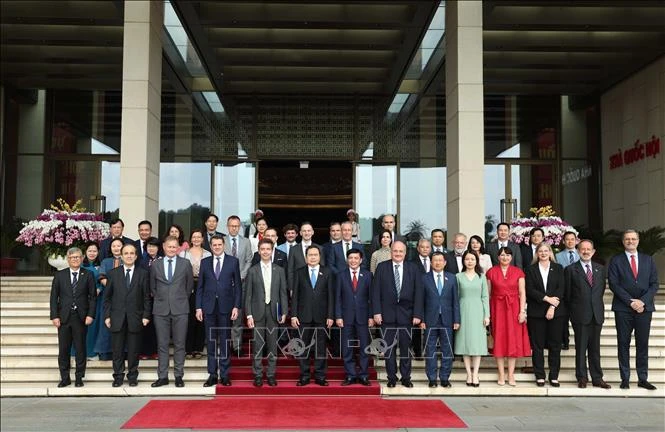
[445,1,484,244]
[119,1,163,232]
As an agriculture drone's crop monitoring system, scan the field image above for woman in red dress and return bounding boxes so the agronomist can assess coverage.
[486,246,531,386]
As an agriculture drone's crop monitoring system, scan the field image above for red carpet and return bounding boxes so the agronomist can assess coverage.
[122,397,467,430]
[214,379,380,396]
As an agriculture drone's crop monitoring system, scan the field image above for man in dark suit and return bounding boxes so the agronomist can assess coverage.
[49,247,96,387]
[486,222,522,268]
[335,248,374,386]
[290,245,334,386]
[245,239,288,387]
[444,233,467,274]
[196,235,242,387]
[277,223,299,259]
[370,214,405,254]
[250,227,287,269]
[409,238,432,359]
[430,229,448,254]
[321,221,342,265]
[372,241,424,388]
[329,221,365,274]
[422,252,460,388]
[202,213,224,252]
[608,229,660,390]
[149,236,194,388]
[564,239,610,389]
[103,243,151,387]
[100,218,134,260]
[287,222,324,293]
[520,227,544,270]
[133,220,154,265]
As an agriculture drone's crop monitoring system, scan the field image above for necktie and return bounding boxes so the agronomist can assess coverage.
[352,271,358,292]
[126,268,131,288]
[437,273,443,295]
[142,242,147,260]
[630,255,638,279]
[569,251,574,265]
[394,264,401,298]
[288,243,294,258]
[585,264,593,286]
[422,257,428,272]
[262,265,271,304]
[231,238,237,257]
[167,259,173,281]
[215,257,221,278]
[310,268,317,289]
[345,242,350,255]
[71,271,78,309]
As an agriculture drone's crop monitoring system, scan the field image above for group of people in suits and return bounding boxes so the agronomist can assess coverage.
[50,212,659,391]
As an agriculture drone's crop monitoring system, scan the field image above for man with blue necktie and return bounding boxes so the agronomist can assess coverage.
[555,231,579,350]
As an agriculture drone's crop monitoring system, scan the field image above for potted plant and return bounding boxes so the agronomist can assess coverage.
[508,206,578,250]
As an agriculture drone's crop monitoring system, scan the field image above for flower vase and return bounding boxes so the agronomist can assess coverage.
[47,254,69,271]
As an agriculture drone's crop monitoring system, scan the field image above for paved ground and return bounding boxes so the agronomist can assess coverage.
[1,396,663,431]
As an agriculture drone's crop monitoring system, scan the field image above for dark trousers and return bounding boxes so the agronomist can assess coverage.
[251,304,279,379]
[424,325,454,381]
[57,315,87,380]
[572,320,603,382]
[186,291,205,353]
[205,308,232,378]
[614,310,652,382]
[382,324,413,382]
[341,323,370,379]
[140,319,157,356]
[111,321,141,381]
[411,325,423,357]
[527,315,565,380]
[329,325,342,358]
[297,322,328,380]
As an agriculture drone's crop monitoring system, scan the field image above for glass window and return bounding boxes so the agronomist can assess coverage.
[159,162,212,237]
[213,162,256,234]
[355,164,397,243]
[399,165,447,239]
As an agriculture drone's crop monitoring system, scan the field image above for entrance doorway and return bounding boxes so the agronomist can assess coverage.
[258,160,352,244]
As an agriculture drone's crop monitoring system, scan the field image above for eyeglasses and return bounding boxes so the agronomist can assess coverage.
[68,256,82,260]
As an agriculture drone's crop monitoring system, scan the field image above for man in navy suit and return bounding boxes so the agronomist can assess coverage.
[250,228,287,269]
[608,229,660,390]
[422,252,460,388]
[335,248,374,386]
[372,241,424,388]
[133,220,154,265]
[329,221,365,274]
[196,235,242,387]
[100,218,134,260]
[321,222,342,265]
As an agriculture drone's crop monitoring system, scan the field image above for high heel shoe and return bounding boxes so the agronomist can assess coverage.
[472,375,480,387]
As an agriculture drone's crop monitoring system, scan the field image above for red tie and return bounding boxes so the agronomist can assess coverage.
[352,271,358,293]
[630,255,638,279]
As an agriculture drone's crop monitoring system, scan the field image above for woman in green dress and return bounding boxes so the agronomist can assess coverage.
[454,250,490,387]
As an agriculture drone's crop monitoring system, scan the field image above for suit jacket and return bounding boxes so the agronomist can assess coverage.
[287,242,324,290]
[103,266,151,332]
[565,261,606,325]
[370,232,406,254]
[251,248,288,269]
[329,240,365,274]
[520,244,537,270]
[422,271,460,328]
[525,262,567,318]
[555,249,580,268]
[202,230,225,252]
[410,255,430,274]
[277,242,296,258]
[486,240,523,268]
[291,265,334,324]
[150,256,193,316]
[371,260,424,326]
[224,235,253,280]
[335,267,373,326]
[321,241,339,266]
[443,251,462,274]
[244,262,288,323]
[100,235,134,261]
[50,267,97,322]
[608,252,659,313]
[196,254,242,315]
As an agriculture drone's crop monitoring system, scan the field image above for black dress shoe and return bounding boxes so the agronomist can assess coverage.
[175,377,184,387]
[401,379,414,388]
[315,378,329,386]
[387,379,397,388]
[638,380,657,390]
[440,380,452,388]
[341,377,356,386]
[219,376,231,386]
[428,380,437,388]
[561,343,570,350]
[151,378,169,387]
[267,377,277,387]
[358,377,370,386]
[592,380,611,389]
[536,380,545,387]
[75,378,84,387]
[549,380,560,388]
[253,377,263,387]
[203,375,218,387]
[128,380,138,387]
[620,380,630,389]
[578,378,588,389]
[112,379,123,388]
[296,378,310,386]
[57,378,71,388]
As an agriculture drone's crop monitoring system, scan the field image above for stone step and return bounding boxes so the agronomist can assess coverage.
[375,370,665,383]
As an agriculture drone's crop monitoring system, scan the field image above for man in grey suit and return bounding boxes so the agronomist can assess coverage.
[149,236,194,388]
[486,222,523,268]
[245,239,288,387]
[225,215,254,355]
